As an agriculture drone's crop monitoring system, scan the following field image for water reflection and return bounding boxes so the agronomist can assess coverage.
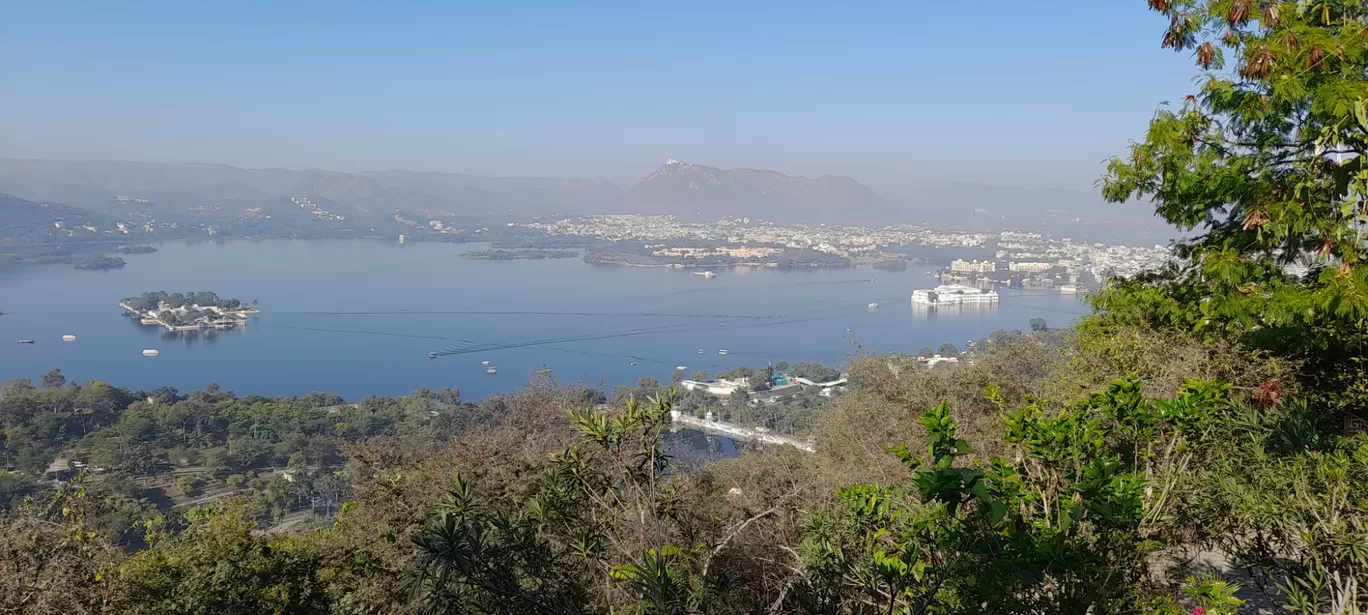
[665,428,742,463]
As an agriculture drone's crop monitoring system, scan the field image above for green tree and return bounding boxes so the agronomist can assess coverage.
[39,369,65,391]
[412,391,728,614]
[690,370,708,382]
[1102,0,1368,415]
[1029,317,1047,332]
[917,347,936,358]
[796,378,1230,613]
[937,342,960,358]
[109,507,330,614]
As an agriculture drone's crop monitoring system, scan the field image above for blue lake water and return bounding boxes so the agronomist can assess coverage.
[0,239,1089,400]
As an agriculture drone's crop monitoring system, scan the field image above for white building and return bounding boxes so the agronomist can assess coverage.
[679,378,750,396]
[1008,261,1054,273]
[950,259,996,273]
[911,284,999,306]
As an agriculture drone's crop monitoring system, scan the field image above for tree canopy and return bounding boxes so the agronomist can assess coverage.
[1102,0,1368,414]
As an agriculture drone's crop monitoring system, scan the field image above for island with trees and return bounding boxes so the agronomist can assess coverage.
[71,256,127,270]
[460,248,578,260]
[120,291,259,331]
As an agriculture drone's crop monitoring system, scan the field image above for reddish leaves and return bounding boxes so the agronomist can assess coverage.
[1192,42,1214,68]
[1242,47,1276,78]
[1148,0,1170,11]
[1263,3,1281,25]
[1242,210,1269,231]
[1228,0,1250,26]
[1281,30,1300,50]
[1309,46,1326,69]
[1253,380,1283,407]
[1197,42,1216,68]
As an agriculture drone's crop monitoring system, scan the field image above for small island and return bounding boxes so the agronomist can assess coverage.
[461,249,578,260]
[73,256,127,270]
[871,259,909,272]
[121,291,259,332]
[117,245,158,255]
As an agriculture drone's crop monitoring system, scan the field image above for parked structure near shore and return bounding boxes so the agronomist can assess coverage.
[911,284,1000,306]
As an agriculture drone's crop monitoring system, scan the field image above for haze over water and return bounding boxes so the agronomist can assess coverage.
[0,240,1088,400]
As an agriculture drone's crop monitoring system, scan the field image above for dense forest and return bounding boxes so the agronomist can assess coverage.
[7,1,1368,613]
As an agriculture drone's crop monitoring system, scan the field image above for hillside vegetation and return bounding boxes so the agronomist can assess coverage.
[6,1,1368,614]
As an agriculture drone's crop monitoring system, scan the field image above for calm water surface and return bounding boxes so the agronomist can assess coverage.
[0,240,1088,400]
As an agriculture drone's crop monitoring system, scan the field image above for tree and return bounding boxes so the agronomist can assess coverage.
[635,376,660,389]
[797,379,1232,613]
[917,346,936,358]
[109,507,331,614]
[691,370,709,382]
[1102,0,1368,415]
[774,361,790,372]
[1029,317,1048,332]
[937,342,960,358]
[39,369,65,390]
[412,392,725,614]
[790,362,840,383]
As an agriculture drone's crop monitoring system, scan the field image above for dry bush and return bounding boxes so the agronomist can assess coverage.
[303,381,588,613]
[813,335,1064,484]
[1055,320,1294,403]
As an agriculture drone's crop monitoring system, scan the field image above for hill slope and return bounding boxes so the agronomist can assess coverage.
[625,159,879,222]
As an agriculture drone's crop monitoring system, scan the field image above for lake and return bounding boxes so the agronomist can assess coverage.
[0,239,1089,401]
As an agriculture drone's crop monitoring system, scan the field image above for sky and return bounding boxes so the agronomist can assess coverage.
[0,1,1198,193]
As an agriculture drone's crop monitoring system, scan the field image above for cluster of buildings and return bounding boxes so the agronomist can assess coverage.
[291,197,346,221]
[120,300,257,332]
[937,231,1175,292]
[517,215,990,255]
[679,373,848,399]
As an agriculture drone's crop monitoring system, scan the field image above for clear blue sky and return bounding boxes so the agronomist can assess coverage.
[0,1,1196,192]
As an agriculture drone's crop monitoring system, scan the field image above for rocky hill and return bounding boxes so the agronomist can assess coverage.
[624,159,879,222]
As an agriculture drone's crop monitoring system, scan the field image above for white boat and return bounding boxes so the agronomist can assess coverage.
[142,349,159,357]
[676,365,687,371]
[428,352,438,359]
[718,349,729,356]
[691,270,717,278]
[698,348,705,354]
[481,360,490,366]
[867,302,879,309]
[62,334,76,342]
[486,367,497,374]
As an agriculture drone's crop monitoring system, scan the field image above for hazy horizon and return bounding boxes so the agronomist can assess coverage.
[1,2,1197,195]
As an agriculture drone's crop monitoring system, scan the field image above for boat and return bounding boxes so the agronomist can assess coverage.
[718,349,729,356]
[62,335,76,342]
[868,302,879,309]
[428,352,438,359]
[481,360,490,366]
[142,349,159,357]
[691,270,717,278]
[17,339,34,344]
[698,348,705,354]
[486,367,497,374]
[630,361,640,366]
[676,365,688,371]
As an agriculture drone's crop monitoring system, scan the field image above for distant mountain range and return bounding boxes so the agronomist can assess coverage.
[0,157,1159,233]
[625,159,879,222]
